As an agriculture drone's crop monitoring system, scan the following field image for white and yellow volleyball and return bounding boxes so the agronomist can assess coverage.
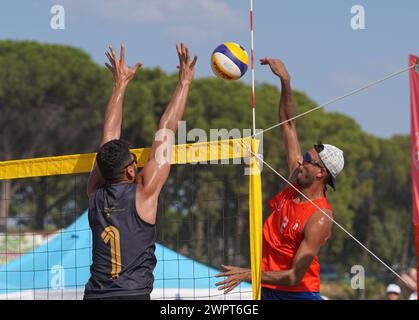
[211,42,249,80]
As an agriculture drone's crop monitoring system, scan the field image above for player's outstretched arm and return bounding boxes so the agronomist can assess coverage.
[260,58,302,180]
[100,44,142,146]
[214,210,333,293]
[87,44,142,197]
[136,43,197,224]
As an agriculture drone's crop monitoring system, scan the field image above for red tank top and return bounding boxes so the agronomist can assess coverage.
[262,184,332,292]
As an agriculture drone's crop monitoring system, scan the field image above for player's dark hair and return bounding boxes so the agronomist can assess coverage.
[96,139,132,183]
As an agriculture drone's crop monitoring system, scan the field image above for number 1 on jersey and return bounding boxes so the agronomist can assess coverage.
[101,226,122,280]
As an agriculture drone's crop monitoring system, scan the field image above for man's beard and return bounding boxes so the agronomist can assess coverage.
[296,170,315,187]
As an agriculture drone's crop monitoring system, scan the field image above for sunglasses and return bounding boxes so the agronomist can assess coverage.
[122,152,137,170]
[303,152,324,169]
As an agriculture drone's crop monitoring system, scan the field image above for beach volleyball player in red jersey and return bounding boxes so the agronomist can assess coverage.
[216,58,345,300]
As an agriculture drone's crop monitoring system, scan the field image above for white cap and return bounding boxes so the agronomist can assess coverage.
[317,144,344,191]
[409,292,417,300]
[386,284,401,295]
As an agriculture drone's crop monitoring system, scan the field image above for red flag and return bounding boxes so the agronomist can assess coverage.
[410,54,419,299]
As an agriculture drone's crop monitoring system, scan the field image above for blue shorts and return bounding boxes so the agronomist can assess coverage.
[261,287,324,300]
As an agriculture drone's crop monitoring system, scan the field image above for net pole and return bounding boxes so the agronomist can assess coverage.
[248,0,262,301]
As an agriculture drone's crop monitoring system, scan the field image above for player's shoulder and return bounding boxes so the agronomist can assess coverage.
[306,209,334,230]
[268,184,299,211]
[303,209,334,244]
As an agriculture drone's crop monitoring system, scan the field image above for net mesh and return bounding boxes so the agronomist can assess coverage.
[0,141,255,300]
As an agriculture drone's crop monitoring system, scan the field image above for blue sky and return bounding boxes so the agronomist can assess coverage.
[1,0,418,138]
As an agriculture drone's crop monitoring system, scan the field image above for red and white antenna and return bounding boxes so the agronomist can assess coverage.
[250,0,256,135]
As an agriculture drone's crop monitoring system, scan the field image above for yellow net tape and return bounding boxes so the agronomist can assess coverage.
[0,138,252,180]
[247,138,263,300]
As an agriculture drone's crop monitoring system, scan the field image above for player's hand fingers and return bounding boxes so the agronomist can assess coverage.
[221,264,235,271]
[120,44,125,64]
[109,46,119,66]
[133,62,142,73]
[215,279,228,287]
[105,51,115,66]
[185,46,190,63]
[190,56,198,69]
[217,278,235,290]
[222,281,239,294]
[105,62,113,72]
[176,43,182,63]
[259,57,269,65]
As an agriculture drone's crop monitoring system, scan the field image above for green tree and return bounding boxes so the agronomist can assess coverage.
[0,41,109,230]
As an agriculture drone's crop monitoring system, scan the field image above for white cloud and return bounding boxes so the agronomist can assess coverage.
[65,0,244,39]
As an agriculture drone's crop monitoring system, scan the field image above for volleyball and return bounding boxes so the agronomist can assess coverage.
[211,42,249,80]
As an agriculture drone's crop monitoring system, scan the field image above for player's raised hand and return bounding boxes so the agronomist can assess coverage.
[260,57,290,81]
[176,43,198,86]
[105,44,142,87]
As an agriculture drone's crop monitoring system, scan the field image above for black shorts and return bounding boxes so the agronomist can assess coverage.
[84,294,150,300]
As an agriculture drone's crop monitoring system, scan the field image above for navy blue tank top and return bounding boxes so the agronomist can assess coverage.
[84,183,157,299]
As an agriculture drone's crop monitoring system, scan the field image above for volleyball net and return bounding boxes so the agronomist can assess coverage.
[0,137,262,300]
